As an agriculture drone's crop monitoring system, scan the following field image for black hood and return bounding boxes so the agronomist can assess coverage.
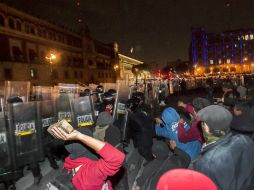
[231,113,254,132]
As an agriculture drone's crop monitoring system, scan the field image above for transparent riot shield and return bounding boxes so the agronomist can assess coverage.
[4,81,30,103]
[55,83,80,99]
[32,86,54,101]
[38,100,57,147]
[55,93,74,125]
[7,102,43,167]
[72,96,95,129]
[0,97,19,182]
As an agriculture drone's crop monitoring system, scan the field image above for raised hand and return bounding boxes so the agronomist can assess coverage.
[51,127,80,141]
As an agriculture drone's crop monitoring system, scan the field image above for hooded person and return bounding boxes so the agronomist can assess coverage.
[231,100,254,139]
[155,107,201,161]
[157,169,217,190]
[57,126,125,190]
[194,105,254,190]
[177,97,211,145]
[93,112,121,147]
[136,139,190,190]
[93,112,128,190]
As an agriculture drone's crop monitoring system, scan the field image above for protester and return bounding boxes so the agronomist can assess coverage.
[194,105,254,190]
[136,139,190,190]
[50,126,125,190]
[93,112,121,147]
[155,107,201,161]
[216,81,240,108]
[205,78,214,103]
[177,97,211,144]
[126,96,154,162]
[236,84,247,99]
[231,100,254,139]
[93,112,128,190]
[157,169,217,190]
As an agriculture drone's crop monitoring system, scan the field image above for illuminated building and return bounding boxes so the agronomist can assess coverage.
[0,3,118,85]
[191,27,254,74]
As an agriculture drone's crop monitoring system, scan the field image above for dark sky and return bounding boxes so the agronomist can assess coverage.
[3,0,254,65]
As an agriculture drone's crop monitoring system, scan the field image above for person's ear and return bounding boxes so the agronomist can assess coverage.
[201,122,210,134]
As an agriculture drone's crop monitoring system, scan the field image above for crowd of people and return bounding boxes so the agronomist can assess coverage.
[47,78,254,190]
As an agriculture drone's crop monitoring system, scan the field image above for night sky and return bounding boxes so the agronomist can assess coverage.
[3,0,254,65]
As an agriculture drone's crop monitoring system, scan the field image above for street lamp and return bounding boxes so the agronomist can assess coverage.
[45,53,56,85]
[113,64,119,71]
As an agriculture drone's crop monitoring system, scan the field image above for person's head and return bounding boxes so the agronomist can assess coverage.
[233,100,251,116]
[177,96,188,108]
[192,97,211,112]
[197,105,233,143]
[157,169,217,190]
[96,85,104,94]
[96,112,114,127]
[222,81,234,92]
[152,139,170,160]
[7,96,23,104]
[103,91,115,104]
[64,128,97,160]
[161,107,180,126]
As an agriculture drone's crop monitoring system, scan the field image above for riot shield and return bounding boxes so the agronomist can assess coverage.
[32,86,54,101]
[71,96,95,129]
[55,93,74,125]
[4,81,30,103]
[38,100,57,148]
[7,101,43,168]
[0,97,23,183]
[55,83,80,99]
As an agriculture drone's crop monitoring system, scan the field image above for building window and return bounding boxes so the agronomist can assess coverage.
[227,59,231,64]
[74,71,78,78]
[4,68,12,80]
[30,68,37,79]
[88,59,93,66]
[250,34,254,40]
[40,50,45,62]
[0,14,5,26]
[218,59,222,64]
[30,26,35,34]
[245,35,249,41]
[28,49,37,63]
[12,46,23,61]
[8,18,15,29]
[25,23,29,33]
[64,70,69,78]
[210,60,214,65]
[52,70,58,79]
[80,71,83,78]
[16,21,22,31]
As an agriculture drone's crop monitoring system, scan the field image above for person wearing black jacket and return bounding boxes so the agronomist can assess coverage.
[218,82,240,108]
[195,105,254,190]
[135,139,190,190]
[231,100,254,139]
[125,95,155,162]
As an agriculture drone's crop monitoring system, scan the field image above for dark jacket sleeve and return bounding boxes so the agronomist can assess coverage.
[136,160,162,188]
[174,147,191,168]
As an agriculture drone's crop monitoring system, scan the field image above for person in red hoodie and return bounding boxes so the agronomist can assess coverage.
[50,126,125,190]
[177,97,211,145]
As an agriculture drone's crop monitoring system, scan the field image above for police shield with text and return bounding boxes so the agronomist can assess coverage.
[38,100,58,169]
[6,100,44,186]
[71,96,95,131]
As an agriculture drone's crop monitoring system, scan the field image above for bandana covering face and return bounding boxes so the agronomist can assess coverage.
[202,131,220,144]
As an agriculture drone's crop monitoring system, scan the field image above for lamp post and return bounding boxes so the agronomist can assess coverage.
[45,53,56,86]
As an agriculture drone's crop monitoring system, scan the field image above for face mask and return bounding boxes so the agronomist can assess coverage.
[202,130,220,144]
